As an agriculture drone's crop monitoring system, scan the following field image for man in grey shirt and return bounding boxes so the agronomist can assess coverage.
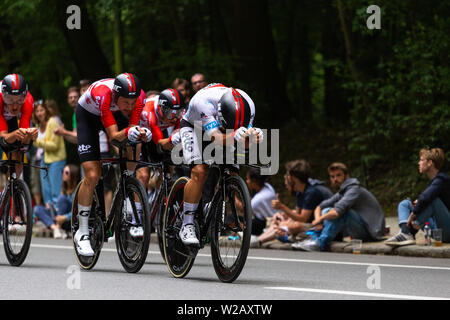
[293,162,386,251]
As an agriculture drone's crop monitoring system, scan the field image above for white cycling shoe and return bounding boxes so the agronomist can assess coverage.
[179,224,199,246]
[129,226,144,238]
[74,231,95,257]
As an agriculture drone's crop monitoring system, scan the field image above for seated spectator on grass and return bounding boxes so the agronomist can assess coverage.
[245,168,277,236]
[252,160,331,247]
[293,162,386,251]
[34,164,80,239]
[385,148,450,246]
[273,160,332,242]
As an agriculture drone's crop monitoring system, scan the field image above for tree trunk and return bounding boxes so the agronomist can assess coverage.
[113,0,124,75]
[322,1,348,123]
[297,3,312,122]
[55,0,112,80]
[336,0,369,109]
[219,0,291,128]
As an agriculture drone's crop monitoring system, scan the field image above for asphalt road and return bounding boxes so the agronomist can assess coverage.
[0,237,449,300]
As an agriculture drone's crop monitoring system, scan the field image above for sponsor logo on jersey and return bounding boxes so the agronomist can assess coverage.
[78,144,92,155]
[203,120,220,131]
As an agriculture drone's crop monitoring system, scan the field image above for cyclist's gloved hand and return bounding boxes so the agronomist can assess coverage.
[127,126,141,142]
[170,131,181,146]
[142,127,152,142]
[233,127,248,142]
[252,127,264,143]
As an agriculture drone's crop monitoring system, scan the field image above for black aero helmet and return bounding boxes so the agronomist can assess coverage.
[158,88,185,120]
[2,74,28,96]
[113,73,141,99]
[218,88,251,130]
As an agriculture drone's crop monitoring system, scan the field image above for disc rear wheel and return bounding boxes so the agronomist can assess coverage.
[162,177,195,278]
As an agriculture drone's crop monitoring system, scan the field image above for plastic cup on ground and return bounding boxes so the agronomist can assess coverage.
[432,229,443,247]
[352,239,362,254]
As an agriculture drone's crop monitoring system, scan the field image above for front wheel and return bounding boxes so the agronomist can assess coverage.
[113,175,151,273]
[2,180,33,266]
[210,175,252,283]
[71,181,104,270]
[162,177,195,278]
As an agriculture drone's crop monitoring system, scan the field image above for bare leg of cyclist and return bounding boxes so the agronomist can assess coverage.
[126,146,144,238]
[136,167,150,191]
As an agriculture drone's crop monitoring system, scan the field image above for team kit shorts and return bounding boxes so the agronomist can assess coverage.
[76,104,129,163]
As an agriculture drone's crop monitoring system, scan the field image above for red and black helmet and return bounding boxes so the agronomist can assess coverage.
[158,88,185,120]
[113,73,141,99]
[218,88,251,130]
[1,74,28,96]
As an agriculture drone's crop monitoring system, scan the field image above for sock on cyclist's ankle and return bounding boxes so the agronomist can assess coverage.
[78,204,91,235]
[125,199,143,224]
[182,202,198,226]
[134,202,143,224]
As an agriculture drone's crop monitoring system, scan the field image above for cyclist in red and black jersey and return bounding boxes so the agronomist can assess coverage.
[0,74,38,174]
[74,73,151,257]
[0,74,37,144]
[136,88,185,192]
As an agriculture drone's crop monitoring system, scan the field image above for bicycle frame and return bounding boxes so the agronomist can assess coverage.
[195,162,270,249]
[96,142,137,240]
[97,140,163,241]
[0,146,47,222]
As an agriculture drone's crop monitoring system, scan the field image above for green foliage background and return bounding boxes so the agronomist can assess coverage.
[0,0,448,215]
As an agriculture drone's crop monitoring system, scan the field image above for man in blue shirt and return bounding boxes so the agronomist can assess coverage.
[252,160,332,247]
[272,160,332,241]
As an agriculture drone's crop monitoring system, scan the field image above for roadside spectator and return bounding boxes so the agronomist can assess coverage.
[385,148,450,246]
[34,164,80,239]
[79,79,91,95]
[251,160,331,247]
[146,90,160,98]
[34,100,67,207]
[273,160,332,242]
[245,168,277,236]
[250,162,295,247]
[30,99,44,206]
[45,99,63,125]
[190,73,207,93]
[293,162,386,251]
[54,86,79,144]
[171,78,191,105]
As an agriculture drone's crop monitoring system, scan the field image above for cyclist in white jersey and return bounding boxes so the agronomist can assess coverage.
[178,83,263,245]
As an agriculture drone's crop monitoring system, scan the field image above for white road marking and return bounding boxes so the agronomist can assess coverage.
[265,286,450,300]
[24,242,450,271]
[246,256,450,271]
